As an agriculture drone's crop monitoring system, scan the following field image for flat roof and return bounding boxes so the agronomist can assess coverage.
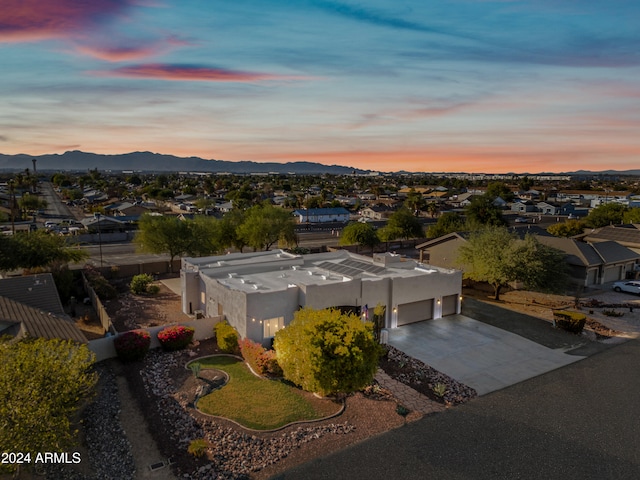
[185,249,456,294]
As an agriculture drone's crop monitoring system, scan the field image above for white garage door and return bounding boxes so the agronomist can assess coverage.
[397,299,433,326]
[442,294,458,316]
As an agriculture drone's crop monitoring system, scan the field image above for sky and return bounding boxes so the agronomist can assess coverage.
[1,0,640,173]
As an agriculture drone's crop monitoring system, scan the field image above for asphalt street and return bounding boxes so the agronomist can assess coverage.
[277,338,640,479]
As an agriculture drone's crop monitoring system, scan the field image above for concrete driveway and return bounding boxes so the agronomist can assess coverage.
[387,314,586,395]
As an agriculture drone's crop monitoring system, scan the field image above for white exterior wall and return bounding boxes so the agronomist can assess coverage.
[245,287,300,344]
[389,270,462,327]
[202,276,248,338]
[304,278,362,309]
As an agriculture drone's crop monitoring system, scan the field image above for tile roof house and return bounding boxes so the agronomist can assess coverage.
[0,274,88,343]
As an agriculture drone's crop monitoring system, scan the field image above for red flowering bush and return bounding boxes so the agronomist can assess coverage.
[239,338,283,376]
[114,329,151,361]
[157,325,195,351]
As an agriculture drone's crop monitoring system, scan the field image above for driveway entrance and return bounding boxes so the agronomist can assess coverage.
[387,314,585,395]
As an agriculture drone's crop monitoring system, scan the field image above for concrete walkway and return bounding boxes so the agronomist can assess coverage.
[387,314,585,395]
[374,369,445,416]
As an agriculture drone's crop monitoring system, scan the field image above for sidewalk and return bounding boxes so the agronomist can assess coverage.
[374,369,446,416]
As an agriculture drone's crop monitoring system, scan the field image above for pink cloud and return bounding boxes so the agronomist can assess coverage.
[93,64,310,82]
[75,45,162,62]
[74,35,191,62]
[0,0,132,43]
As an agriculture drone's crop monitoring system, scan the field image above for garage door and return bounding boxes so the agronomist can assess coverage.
[442,294,458,316]
[602,266,622,283]
[397,299,433,326]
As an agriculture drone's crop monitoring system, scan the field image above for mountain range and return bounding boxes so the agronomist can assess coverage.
[0,151,365,175]
[1,151,639,176]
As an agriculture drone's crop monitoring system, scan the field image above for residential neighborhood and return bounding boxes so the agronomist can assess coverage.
[2,167,640,479]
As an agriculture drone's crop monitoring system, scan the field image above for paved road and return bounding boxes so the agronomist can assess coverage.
[38,181,76,219]
[278,338,640,479]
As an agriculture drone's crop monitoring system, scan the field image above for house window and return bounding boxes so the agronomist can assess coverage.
[263,316,284,338]
[201,292,205,304]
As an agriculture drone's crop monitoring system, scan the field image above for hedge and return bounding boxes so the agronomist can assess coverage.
[214,321,239,353]
[239,338,282,376]
[157,325,195,351]
[114,329,151,361]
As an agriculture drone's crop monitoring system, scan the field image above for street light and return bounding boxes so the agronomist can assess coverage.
[95,212,103,268]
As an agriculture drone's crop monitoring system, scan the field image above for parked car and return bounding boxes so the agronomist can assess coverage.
[514,217,531,223]
[612,281,640,295]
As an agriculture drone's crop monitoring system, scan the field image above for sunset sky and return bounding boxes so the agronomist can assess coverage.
[1,1,639,173]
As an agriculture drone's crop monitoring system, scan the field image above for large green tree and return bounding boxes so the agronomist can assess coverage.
[237,203,297,251]
[426,212,465,238]
[273,308,381,396]
[18,193,47,215]
[339,222,379,254]
[385,207,424,240]
[0,231,87,272]
[457,227,567,300]
[546,219,585,238]
[134,214,221,268]
[134,214,193,268]
[464,195,508,228]
[485,181,515,202]
[623,207,640,224]
[0,338,97,473]
[584,203,627,228]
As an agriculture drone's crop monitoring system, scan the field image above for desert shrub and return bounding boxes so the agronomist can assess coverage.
[239,338,283,376]
[274,307,382,396]
[187,438,208,458]
[130,273,154,295]
[553,310,587,334]
[147,284,160,295]
[214,321,239,353]
[157,325,195,351]
[83,265,117,300]
[114,329,151,361]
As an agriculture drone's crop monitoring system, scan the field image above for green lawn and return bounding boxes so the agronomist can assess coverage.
[187,356,341,430]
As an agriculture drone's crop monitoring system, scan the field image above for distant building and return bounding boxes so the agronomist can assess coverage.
[292,207,350,223]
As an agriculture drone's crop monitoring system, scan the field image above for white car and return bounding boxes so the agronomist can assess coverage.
[612,281,640,295]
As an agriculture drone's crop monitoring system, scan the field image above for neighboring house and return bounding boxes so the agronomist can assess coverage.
[511,200,537,214]
[181,249,462,346]
[104,201,153,218]
[583,225,640,255]
[517,190,541,201]
[449,193,477,208]
[360,205,394,220]
[174,193,197,203]
[0,274,88,343]
[81,215,126,233]
[216,201,234,213]
[536,202,561,215]
[292,207,350,223]
[537,238,639,286]
[416,228,640,288]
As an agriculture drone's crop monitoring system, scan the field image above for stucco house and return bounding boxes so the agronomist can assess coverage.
[181,249,462,346]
